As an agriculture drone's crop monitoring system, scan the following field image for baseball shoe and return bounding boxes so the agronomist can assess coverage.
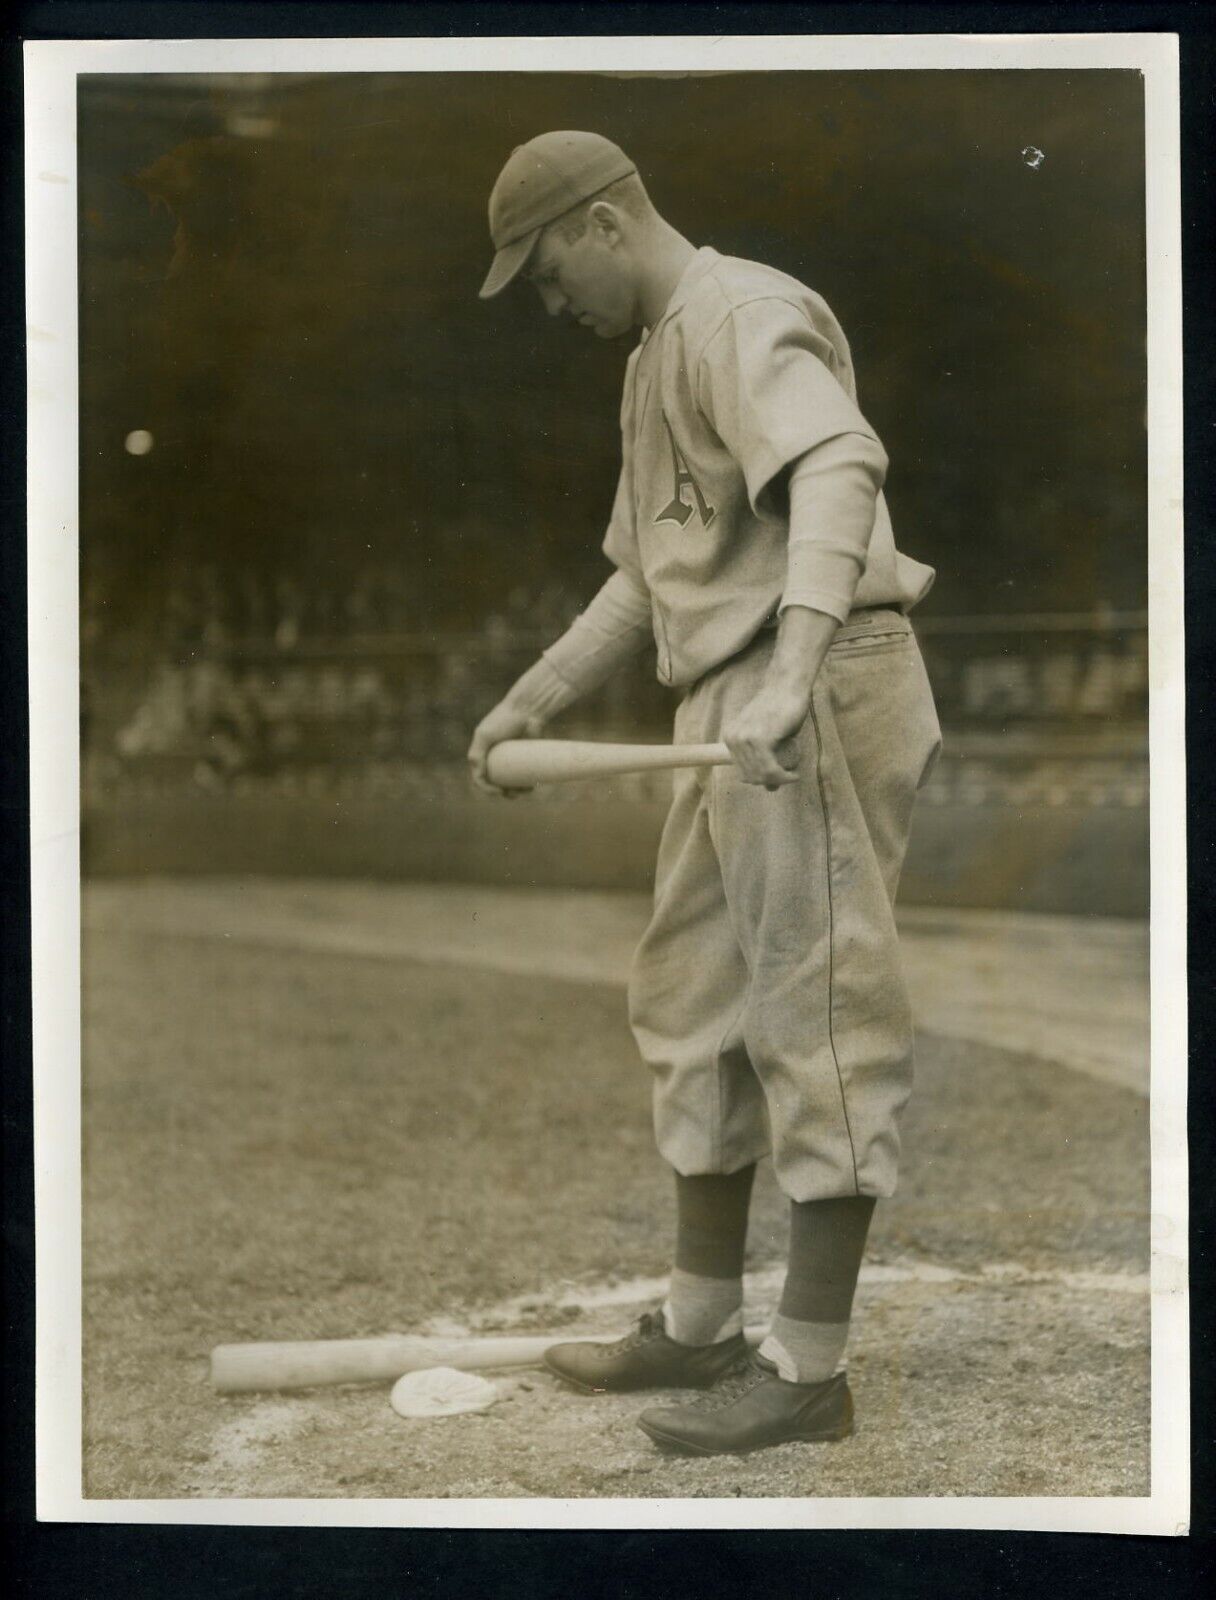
[636,1354,853,1455]
[543,1309,747,1394]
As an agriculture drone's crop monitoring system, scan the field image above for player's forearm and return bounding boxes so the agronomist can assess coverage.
[762,433,887,710]
[504,567,653,725]
[761,604,840,712]
[779,432,888,622]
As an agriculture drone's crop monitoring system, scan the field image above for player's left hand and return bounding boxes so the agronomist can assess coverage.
[467,699,542,797]
[722,686,809,790]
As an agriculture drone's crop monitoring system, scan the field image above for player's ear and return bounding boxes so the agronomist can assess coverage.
[587,200,624,248]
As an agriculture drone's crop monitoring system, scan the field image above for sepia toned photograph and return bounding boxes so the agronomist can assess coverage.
[26,33,1186,1529]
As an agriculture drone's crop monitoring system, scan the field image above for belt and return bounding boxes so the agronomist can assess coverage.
[761,602,906,630]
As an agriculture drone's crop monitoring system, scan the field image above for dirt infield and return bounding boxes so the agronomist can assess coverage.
[81,882,1150,1501]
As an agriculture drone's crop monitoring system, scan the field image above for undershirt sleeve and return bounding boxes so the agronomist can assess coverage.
[779,432,889,623]
[507,566,654,723]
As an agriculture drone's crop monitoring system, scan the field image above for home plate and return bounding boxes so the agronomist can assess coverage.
[390,1368,501,1418]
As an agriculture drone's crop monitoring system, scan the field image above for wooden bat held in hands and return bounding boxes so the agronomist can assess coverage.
[485,738,733,789]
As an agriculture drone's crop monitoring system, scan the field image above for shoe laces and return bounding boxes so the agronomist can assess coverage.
[696,1357,769,1411]
[606,1310,665,1354]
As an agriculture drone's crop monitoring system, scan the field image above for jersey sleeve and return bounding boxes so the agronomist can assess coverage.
[696,298,883,511]
[601,347,644,579]
[601,458,642,578]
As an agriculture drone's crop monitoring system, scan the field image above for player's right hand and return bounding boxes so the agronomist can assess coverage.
[467,701,542,797]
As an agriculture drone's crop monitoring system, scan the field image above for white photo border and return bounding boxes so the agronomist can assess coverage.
[26,30,1188,1533]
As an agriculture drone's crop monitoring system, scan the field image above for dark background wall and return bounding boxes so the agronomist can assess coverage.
[78,68,1147,638]
[76,70,1150,914]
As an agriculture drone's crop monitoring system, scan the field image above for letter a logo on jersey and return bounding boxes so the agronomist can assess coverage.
[655,414,716,529]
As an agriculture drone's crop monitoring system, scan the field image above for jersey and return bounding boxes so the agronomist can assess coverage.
[602,247,935,688]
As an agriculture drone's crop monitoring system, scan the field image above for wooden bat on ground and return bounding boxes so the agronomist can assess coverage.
[486,738,732,789]
[211,1325,766,1393]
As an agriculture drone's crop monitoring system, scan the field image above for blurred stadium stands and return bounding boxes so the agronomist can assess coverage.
[83,571,1147,797]
[82,574,1148,909]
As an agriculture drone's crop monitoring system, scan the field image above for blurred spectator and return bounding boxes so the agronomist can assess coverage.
[962,657,1036,718]
[273,573,306,650]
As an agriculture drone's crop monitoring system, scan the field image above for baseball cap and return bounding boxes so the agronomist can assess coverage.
[479,130,637,299]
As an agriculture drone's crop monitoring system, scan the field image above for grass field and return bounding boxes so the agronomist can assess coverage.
[81,885,1150,1501]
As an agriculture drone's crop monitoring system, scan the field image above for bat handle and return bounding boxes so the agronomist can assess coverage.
[675,742,733,768]
[485,739,734,788]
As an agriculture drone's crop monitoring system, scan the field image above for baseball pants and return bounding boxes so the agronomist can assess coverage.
[629,608,942,1202]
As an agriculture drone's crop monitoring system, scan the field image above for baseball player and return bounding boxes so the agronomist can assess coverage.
[468,131,941,1456]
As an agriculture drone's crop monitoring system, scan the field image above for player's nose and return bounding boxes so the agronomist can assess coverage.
[537,283,566,317]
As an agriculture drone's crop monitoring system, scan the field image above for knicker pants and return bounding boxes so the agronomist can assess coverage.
[629,608,942,1202]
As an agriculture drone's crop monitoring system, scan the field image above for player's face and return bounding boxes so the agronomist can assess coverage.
[525,224,636,339]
